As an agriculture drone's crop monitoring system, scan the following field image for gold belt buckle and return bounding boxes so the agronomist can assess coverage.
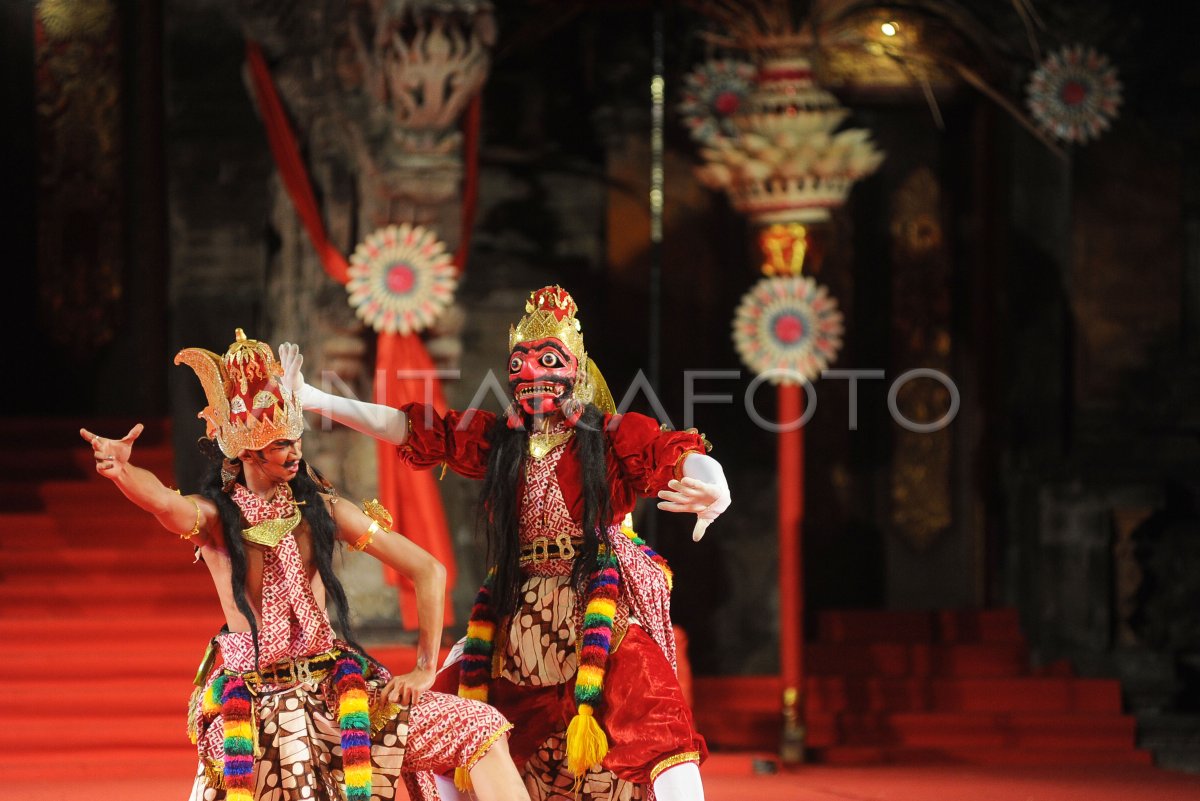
[532,536,549,562]
[556,533,577,560]
[295,656,314,684]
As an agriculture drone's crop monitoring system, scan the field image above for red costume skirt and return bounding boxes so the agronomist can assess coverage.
[432,623,706,789]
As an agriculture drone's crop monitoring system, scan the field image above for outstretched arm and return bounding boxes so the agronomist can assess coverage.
[80,424,217,546]
[330,499,446,704]
[656,453,731,542]
[278,342,410,446]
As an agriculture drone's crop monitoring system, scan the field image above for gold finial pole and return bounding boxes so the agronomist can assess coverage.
[781,685,806,764]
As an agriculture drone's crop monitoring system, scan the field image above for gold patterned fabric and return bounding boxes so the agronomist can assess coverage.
[500,575,578,687]
[498,575,632,689]
[189,681,411,801]
[190,678,511,800]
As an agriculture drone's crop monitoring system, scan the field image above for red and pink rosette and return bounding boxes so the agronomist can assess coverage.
[733,275,844,384]
[1026,44,1122,145]
[346,224,458,335]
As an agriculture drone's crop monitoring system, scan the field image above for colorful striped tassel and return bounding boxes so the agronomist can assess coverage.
[334,654,373,801]
[205,674,229,718]
[455,570,498,791]
[220,676,255,801]
[567,544,620,776]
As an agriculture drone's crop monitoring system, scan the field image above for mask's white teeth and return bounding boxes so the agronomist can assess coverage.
[518,383,561,398]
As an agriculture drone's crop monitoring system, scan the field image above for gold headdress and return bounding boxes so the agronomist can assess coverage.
[508,285,585,358]
[174,329,304,458]
[509,286,614,414]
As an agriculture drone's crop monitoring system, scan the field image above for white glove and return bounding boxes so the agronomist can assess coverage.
[656,454,731,542]
[278,341,409,446]
[278,342,305,395]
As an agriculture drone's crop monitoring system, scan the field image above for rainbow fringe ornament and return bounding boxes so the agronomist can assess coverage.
[454,571,498,791]
[204,673,229,718]
[619,517,673,590]
[567,544,620,777]
[219,676,255,801]
[334,654,373,801]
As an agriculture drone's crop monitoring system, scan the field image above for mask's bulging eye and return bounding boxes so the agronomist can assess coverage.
[510,356,523,372]
[541,352,561,368]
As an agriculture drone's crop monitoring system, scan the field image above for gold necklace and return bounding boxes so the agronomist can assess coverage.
[239,482,304,548]
[241,509,302,548]
[528,429,574,459]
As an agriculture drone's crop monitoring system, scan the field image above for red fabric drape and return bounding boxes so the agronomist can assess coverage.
[376,332,454,627]
[375,93,483,626]
[244,41,348,284]
[454,93,482,274]
[244,39,489,626]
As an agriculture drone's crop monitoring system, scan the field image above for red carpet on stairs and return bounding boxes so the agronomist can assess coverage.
[4,419,1198,800]
[0,419,221,785]
[693,608,1152,766]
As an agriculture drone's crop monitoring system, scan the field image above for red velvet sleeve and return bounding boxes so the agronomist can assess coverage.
[396,402,495,480]
[604,412,708,497]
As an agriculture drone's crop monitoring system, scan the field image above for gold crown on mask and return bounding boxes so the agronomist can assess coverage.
[508,285,587,360]
[174,329,304,458]
[508,286,615,414]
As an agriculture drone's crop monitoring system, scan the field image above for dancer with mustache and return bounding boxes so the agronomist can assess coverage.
[84,329,529,801]
[283,286,731,800]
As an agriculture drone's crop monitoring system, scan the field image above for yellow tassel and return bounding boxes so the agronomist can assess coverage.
[454,766,473,793]
[566,703,609,777]
[458,685,489,702]
[186,686,202,744]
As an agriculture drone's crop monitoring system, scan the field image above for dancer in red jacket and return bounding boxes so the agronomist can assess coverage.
[286,286,731,800]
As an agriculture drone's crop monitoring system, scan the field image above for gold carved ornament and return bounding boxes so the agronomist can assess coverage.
[242,509,303,549]
[350,499,395,552]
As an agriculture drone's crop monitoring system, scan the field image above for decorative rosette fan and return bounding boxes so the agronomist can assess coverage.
[1026,44,1122,144]
[345,224,458,335]
[678,58,757,145]
[733,275,844,384]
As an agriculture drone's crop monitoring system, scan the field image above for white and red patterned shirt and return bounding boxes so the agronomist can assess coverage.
[218,483,336,671]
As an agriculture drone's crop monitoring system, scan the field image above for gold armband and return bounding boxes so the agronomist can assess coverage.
[361,498,394,529]
[348,499,395,552]
[673,449,702,481]
[175,490,203,540]
[350,520,380,552]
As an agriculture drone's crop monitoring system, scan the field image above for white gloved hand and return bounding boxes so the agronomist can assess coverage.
[278,342,305,395]
[278,341,409,445]
[656,454,731,542]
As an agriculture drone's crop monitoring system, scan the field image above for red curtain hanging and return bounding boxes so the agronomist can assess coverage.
[375,332,453,627]
[245,42,349,284]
